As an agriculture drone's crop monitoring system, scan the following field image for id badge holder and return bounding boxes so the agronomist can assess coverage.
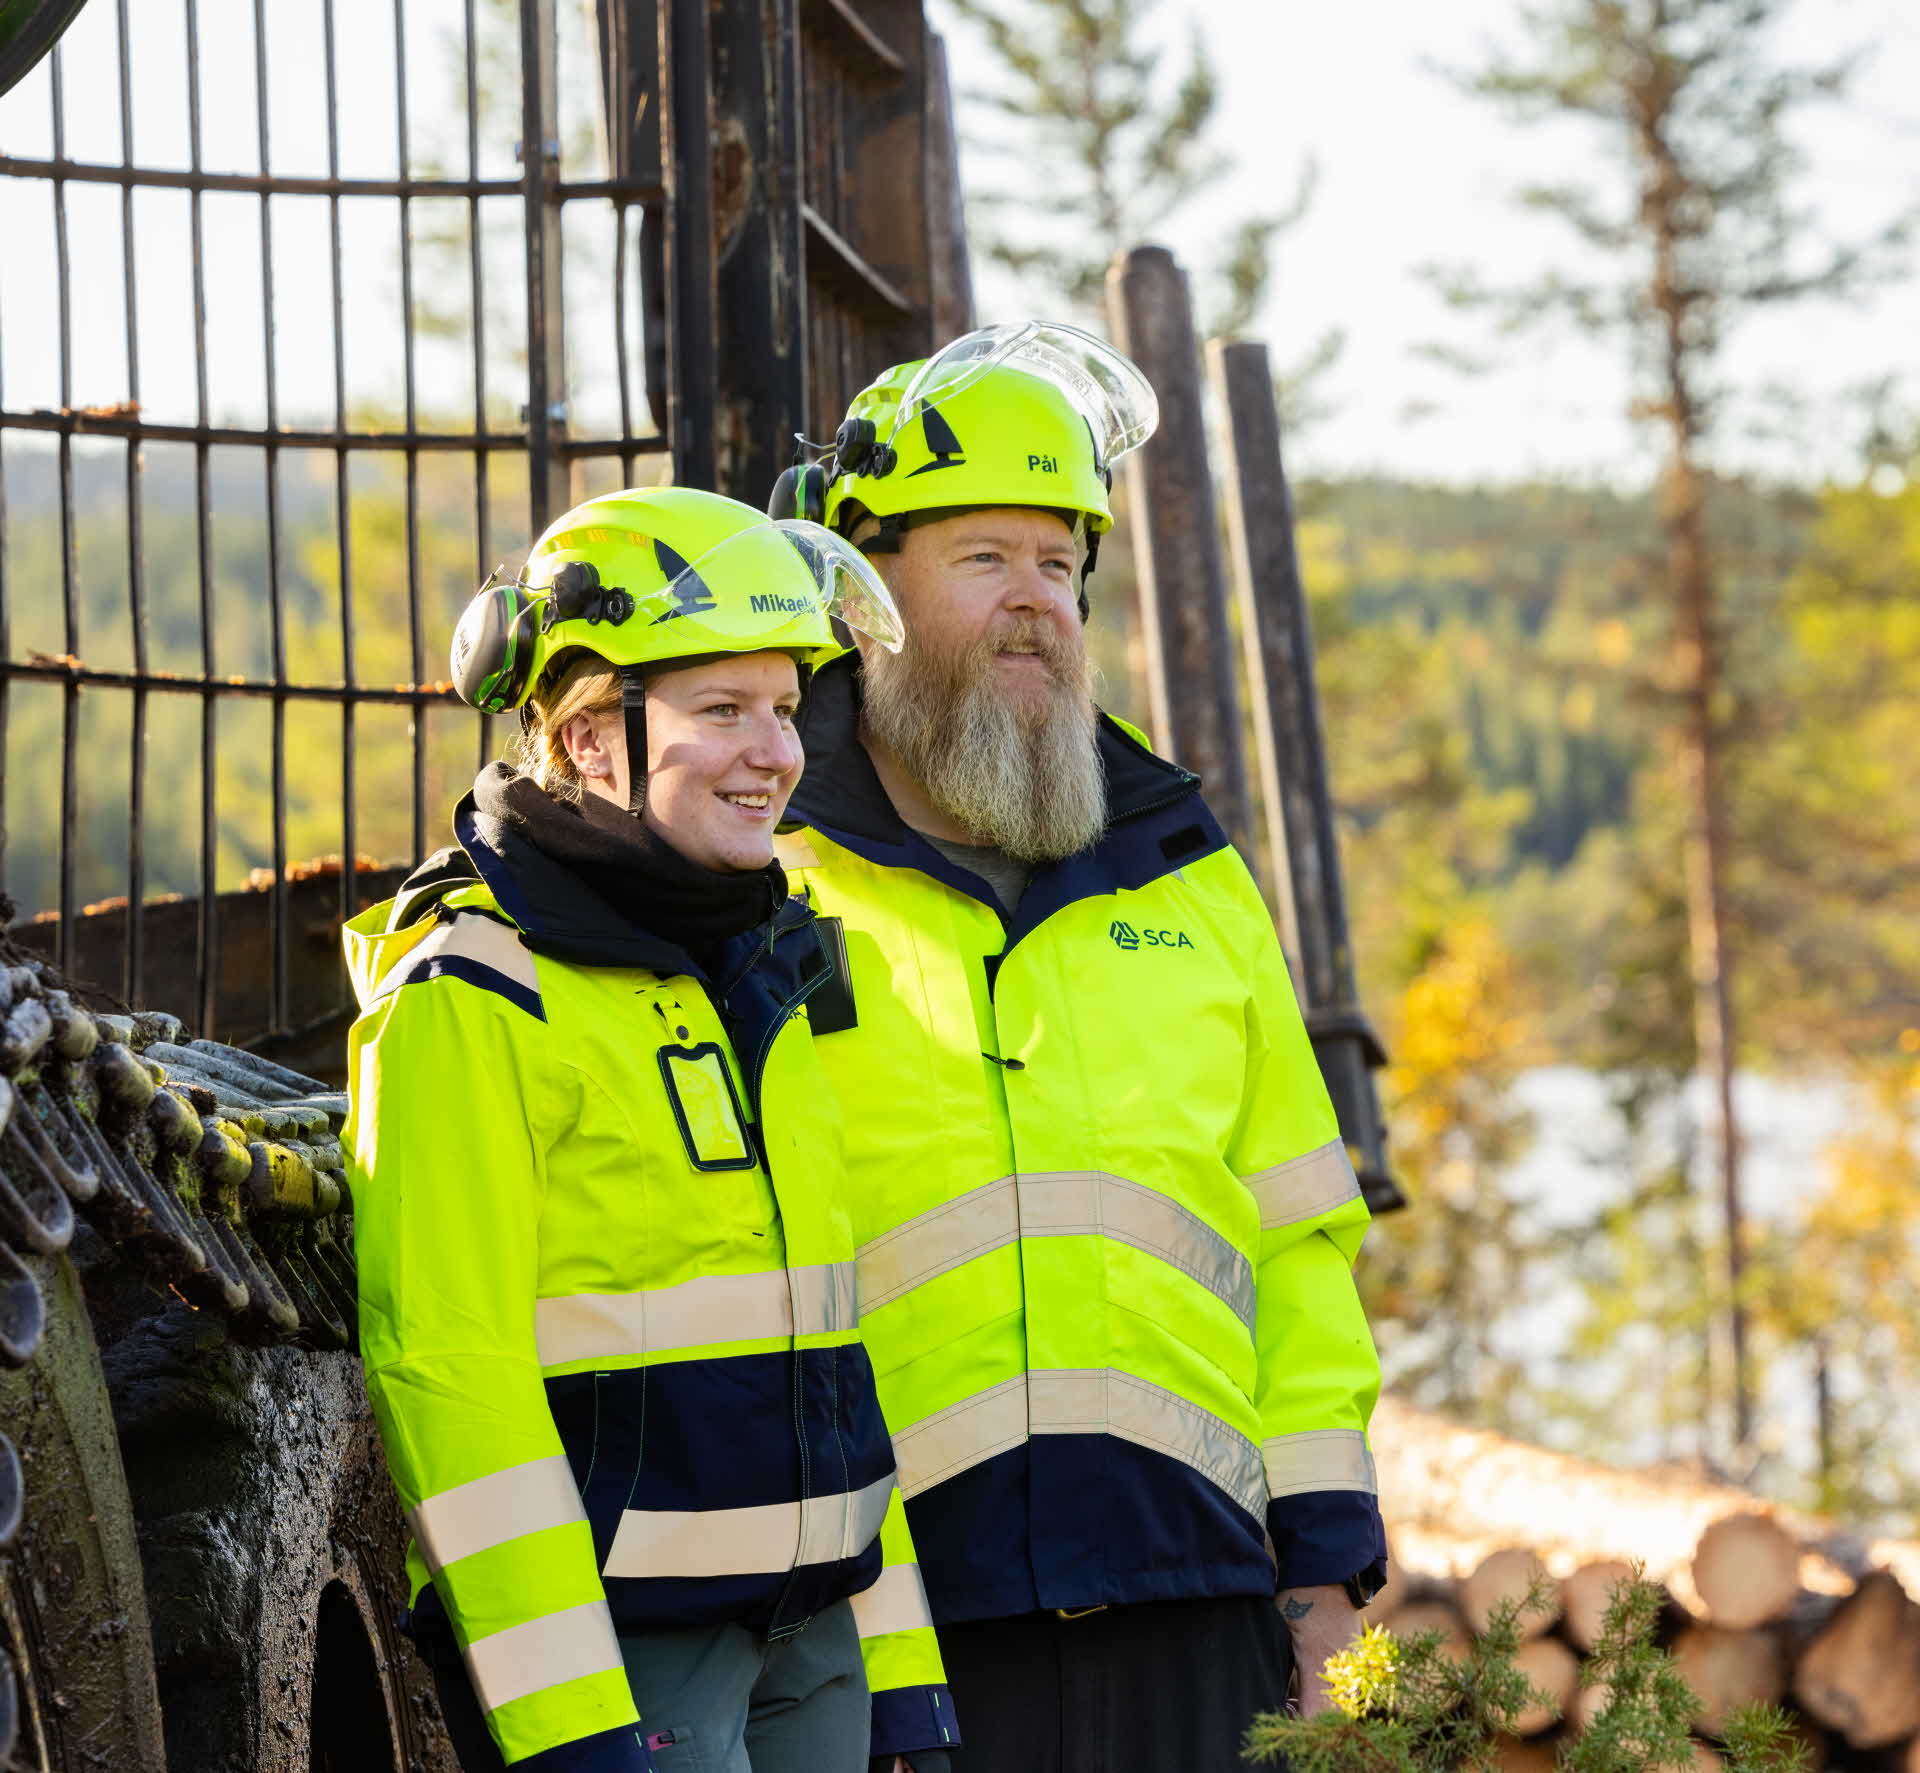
[658,1043,757,1171]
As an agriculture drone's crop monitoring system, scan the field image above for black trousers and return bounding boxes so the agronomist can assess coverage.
[934,1595,1294,1773]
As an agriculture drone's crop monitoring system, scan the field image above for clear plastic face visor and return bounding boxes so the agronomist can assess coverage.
[885,321,1159,467]
[625,518,905,653]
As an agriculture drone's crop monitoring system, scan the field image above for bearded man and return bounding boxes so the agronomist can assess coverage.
[769,323,1387,1773]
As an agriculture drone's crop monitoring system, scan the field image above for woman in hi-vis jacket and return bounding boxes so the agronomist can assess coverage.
[342,488,957,1773]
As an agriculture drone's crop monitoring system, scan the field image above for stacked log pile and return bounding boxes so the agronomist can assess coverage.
[1372,1398,1920,1767]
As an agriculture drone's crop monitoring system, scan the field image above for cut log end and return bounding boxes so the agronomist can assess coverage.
[1692,1512,1801,1628]
[1563,1558,1641,1651]
[1571,1681,1610,1734]
[1793,1570,1920,1747]
[1379,1599,1470,1665]
[1510,1636,1579,1736]
[1462,1546,1562,1640]
[1668,1623,1786,1734]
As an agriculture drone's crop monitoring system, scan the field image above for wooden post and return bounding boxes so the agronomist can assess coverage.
[521,0,572,529]
[923,29,975,341]
[1103,246,1255,860]
[1210,336,1403,1213]
[660,0,718,496]
[710,0,808,505]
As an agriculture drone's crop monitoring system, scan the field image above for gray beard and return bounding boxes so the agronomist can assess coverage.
[861,629,1107,864]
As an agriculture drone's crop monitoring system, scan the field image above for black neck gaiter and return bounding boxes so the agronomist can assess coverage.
[472,763,785,954]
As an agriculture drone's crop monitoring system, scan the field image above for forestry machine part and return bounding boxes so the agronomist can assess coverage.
[0,956,358,1756]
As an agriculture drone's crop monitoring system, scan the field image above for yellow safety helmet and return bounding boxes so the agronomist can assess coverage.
[769,321,1158,595]
[450,485,902,716]
[450,486,902,813]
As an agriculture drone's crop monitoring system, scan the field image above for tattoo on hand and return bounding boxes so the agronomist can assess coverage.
[1281,1596,1315,1622]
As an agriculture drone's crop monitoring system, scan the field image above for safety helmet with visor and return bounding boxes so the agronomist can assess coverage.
[773,321,1158,604]
[449,485,903,812]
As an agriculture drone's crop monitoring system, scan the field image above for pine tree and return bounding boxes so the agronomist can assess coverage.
[1428,0,1910,1460]
[942,0,1334,408]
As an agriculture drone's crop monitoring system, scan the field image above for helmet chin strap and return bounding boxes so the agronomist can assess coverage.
[619,667,649,816]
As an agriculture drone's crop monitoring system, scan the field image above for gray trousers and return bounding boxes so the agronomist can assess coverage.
[428,1599,871,1773]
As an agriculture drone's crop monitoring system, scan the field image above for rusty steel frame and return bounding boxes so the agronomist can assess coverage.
[0,0,666,1050]
[0,0,958,1057]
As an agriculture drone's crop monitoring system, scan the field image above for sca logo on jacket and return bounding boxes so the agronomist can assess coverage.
[1109,919,1194,951]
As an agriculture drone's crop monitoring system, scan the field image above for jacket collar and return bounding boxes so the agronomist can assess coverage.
[397,802,816,987]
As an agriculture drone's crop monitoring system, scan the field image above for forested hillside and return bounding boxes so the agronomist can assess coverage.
[8,439,1916,1522]
[12,446,1909,1066]
[1295,463,1920,1522]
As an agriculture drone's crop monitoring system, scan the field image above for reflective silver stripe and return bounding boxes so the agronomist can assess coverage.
[894,1369,1266,1519]
[892,1375,1029,1499]
[851,1561,935,1640]
[410,1455,588,1575]
[1031,1368,1268,1520]
[1243,1141,1360,1230]
[372,911,539,1004]
[535,1263,856,1367]
[465,1600,623,1713]
[859,1173,1253,1325]
[601,1469,894,1579]
[1019,1171,1255,1329]
[1262,1428,1377,1499]
[857,1177,1019,1312]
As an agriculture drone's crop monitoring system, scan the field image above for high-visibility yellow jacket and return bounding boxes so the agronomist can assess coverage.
[342,788,956,1770]
[779,659,1387,1625]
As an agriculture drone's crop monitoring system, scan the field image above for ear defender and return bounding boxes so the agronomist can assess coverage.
[768,462,831,525]
[450,576,538,713]
[768,423,897,528]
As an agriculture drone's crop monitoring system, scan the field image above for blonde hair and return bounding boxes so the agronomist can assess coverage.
[515,651,623,801]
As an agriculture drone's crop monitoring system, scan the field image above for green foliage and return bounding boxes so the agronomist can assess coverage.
[1427,0,1911,434]
[1361,916,1543,1429]
[1415,0,1914,1467]
[1733,466,1920,1060]
[1557,1577,1696,1772]
[1245,1574,1808,1773]
[1297,461,1920,1502]
[1247,1580,1552,1770]
[1,440,509,924]
[1714,1705,1811,1773]
[1752,1039,1920,1520]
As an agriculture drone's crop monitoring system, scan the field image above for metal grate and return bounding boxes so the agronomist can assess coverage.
[0,0,668,1066]
[0,0,965,1072]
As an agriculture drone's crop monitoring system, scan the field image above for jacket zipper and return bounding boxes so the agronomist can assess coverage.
[741,923,835,1639]
[740,930,833,1128]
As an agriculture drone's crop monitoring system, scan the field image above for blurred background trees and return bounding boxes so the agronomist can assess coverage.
[2,0,1913,1536]
[1423,0,1914,1464]
[694,0,1920,1513]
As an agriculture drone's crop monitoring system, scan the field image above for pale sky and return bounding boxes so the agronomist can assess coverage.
[939,0,1920,485]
